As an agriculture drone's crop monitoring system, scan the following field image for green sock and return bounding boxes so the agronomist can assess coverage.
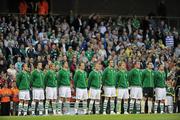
[95,101,100,114]
[160,103,164,113]
[88,100,94,113]
[57,100,62,113]
[103,99,108,113]
[124,101,128,113]
[31,101,36,114]
[38,101,44,114]
[110,100,115,113]
[129,100,135,113]
[117,100,121,113]
[18,102,23,114]
[23,103,28,115]
[83,101,87,113]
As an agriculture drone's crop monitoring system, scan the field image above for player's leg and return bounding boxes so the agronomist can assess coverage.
[52,87,58,115]
[88,99,94,114]
[82,89,88,114]
[57,86,65,114]
[129,87,136,114]
[23,90,30,116]
[110,87,116,114]
[31,88,37,115]
[141,88,148,113]
[136,87,142,114]
[75,88,83,114]
[23,100,29,116]
[62,87,71,114]
[88,88,95,114]
[110,97,115,114]
[166,96,173,113]
[18,90,24,116]
[159,88,166,114]
[38,89,45,115]
[103,86,109,115]
[116,88,123,114]
[95,99,100,114]
[116,98,122,114]
[147,88,154,114]
[154,88,159,114]
[18,100,24,116]
[94,89,101,114]
[148,98,153,114]
[45,87,51,115]
[123,89,129,114]
[160,100,165,114]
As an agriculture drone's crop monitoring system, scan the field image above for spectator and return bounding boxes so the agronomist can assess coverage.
[175,44,180,58]
[165,32,174,48]
[38,0,49,15]
[0,82,12,116]
[19,0,28,15]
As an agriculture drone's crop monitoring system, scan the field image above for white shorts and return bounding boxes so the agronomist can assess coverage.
[117,88,129,99]
[19,90,30,100]
[103,86,116,97]
[76,88,88,100]
[155,88,166,100]
[130,86,142,99]
[46,87,57,100]
[59,86,71,98]
[32,88,45,100]
[88,88,101,100]
[165,96,173,106]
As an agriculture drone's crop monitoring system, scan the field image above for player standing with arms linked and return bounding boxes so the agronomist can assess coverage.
[44,64,57,115]
[141,62,155,114]
[74,62,88,114]
[154,64,166,114]
[16,64,31,116]
[57,61,71,114]
[116,61,129,114]
[31,62,45,115]
[102,59,116,114]
[128,61,143,114]
[87,61,102,114]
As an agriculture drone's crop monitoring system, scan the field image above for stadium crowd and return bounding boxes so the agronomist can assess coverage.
[0,13,180,116]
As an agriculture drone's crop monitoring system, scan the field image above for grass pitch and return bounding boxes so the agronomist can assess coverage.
[0,114,180,120]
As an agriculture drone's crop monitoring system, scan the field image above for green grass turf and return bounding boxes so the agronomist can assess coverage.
[0,114,180,120]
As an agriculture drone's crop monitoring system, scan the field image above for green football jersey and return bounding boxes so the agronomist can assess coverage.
[116,69,129,88]
[74,70,87,89]
[142,69,155,88]
[16,71,31,90]
[88,70,101,89]
[102,67,116,86]
[31,69,45,88]
[128,68,142,87]
[44,70,57,87]
[154,71,166,88]
[58,68,71,87]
